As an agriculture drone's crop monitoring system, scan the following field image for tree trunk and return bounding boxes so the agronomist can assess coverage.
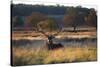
[73,26,77,32]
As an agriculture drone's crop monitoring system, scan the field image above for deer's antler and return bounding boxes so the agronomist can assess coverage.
[36,22,48,37]
[35,21,64,37]
[53,28,64,36]
[53,22,64,36]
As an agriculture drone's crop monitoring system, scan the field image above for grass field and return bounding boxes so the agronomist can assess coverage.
[12,28,97,66]
[12,46,97,66]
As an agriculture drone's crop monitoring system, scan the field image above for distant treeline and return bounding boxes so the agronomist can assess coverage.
[11,4,97,31]
[11,4,91,16]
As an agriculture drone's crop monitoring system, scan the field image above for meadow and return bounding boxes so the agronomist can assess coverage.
[12,44,97,66]
[11,28,97,66]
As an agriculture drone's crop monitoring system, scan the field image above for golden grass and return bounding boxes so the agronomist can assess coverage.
[12,46,97,66]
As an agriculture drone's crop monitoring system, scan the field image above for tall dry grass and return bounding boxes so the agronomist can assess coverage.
[12,46,97,66]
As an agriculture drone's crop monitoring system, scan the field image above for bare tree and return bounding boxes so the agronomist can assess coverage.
[85,8,97,28]
[63,7,84,32]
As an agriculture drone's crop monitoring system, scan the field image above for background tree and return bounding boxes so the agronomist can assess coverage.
[63,7,84,32]
[37,18,57,32]
[27,12,47,28]
[85,8,97,28]
[12,16,24,27]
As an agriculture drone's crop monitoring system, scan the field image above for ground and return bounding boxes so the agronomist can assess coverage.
[11,27,97,66]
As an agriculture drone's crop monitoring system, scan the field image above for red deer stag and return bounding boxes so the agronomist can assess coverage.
[35,22,64,50]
